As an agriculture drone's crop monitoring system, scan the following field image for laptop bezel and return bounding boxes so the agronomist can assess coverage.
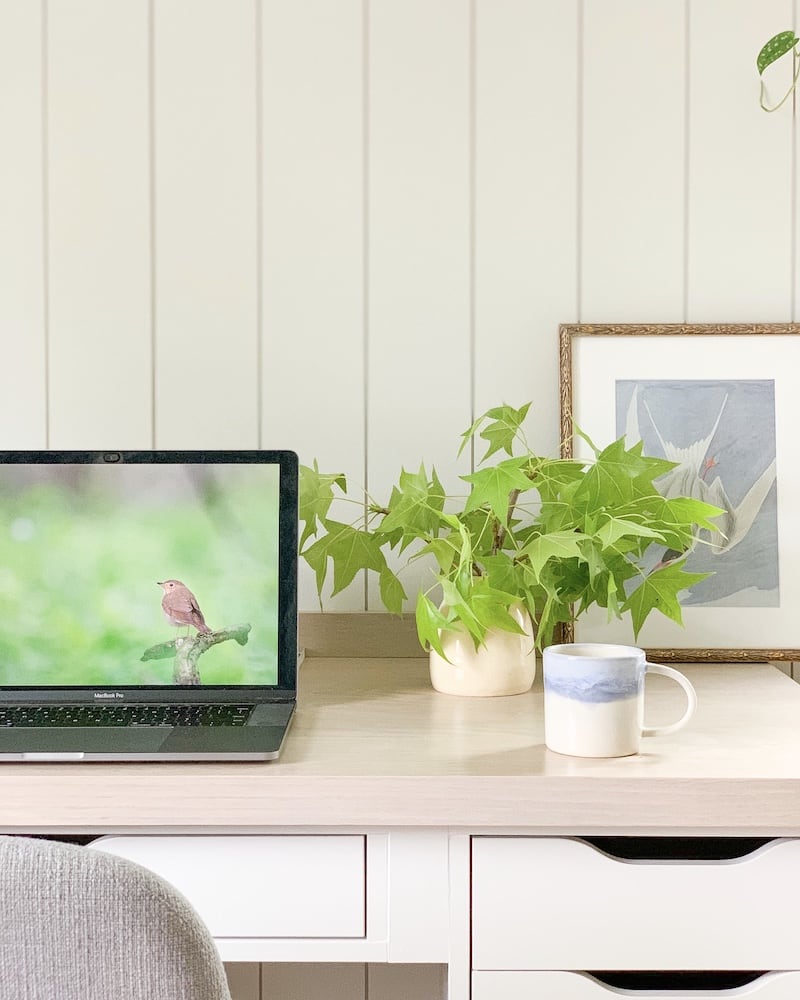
[0,449,298,706]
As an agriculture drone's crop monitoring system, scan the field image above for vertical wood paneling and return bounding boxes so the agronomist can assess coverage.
[12,2,800,635]
[154,0,258,448]
[688,0,793,320]
[367,0,471,607]
[474,0,579,455]
[261,0,365,611]
[367,0,471,481]
[47,0,151,448]
[261,962,365,1000]
[0,1,46,448]
[581,0,686,324]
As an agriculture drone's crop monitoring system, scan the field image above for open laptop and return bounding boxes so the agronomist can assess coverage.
[0,450,298,761]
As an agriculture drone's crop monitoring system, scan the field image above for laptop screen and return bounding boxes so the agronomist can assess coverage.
[0,451,298,694]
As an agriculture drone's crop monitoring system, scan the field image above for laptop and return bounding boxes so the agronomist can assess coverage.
[0,450,298,761]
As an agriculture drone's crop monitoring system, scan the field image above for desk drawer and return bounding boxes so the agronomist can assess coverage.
[93,835,365,938]
[472,972,800,1000]
[472,837,800,970]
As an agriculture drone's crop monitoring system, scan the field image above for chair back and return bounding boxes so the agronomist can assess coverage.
[0,836,232,1000]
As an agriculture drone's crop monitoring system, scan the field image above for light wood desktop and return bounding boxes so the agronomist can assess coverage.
[2,630,800,1000]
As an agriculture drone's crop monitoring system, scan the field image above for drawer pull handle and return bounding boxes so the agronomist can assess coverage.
[589,970,769,991]
[581,836,774,862]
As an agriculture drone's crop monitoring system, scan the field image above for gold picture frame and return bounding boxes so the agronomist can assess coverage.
[558,322,800,662]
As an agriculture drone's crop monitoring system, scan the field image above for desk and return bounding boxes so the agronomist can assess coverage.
[3,657,800,1000]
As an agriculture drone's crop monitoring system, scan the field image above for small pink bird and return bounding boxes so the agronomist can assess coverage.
[157,579,212,635]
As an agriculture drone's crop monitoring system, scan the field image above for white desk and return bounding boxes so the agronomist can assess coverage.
[3,657,800,1000]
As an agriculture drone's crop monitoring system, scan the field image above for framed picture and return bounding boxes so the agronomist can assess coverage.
[559,323,800,662]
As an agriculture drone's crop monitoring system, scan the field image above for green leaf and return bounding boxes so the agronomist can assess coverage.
[530,573,563,650]
[413,536,458,573]
[479,553,521,595]
[520,530,588,582]
[379,567,407,615]
[415,592,451,660]
[622,562,710,639]
[302,520,386,596]
[471,594,527,636]
[595,516,665,550]
[636,495,724,553]
[298,462,347,549]
[434,516,475,597]
[462,457,534,524]
[440,578,484,641]
[605,573,622,622]
[626,440,677,484]
[574,437,648,508]
[459,402,531,462]
[757,30,799,75]
[573,422,601,457]
[377,464,446,545]
[659,496,724,533]
[579,537,606,585]
[528,458,586,503]
[468,577,528,635]
[478,403,531,461]
[457,414,485,458]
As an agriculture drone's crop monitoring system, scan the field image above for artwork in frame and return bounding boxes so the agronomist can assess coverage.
[558,323,800,662]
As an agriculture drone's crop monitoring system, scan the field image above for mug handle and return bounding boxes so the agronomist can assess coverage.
[642,662,697,737]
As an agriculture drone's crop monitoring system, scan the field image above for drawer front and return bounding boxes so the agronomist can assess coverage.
[93,835,365,938]
[472,837,800,970]
[472,972,800,1000]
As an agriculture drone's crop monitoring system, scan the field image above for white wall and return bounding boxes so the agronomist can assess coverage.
[0,0,795,610]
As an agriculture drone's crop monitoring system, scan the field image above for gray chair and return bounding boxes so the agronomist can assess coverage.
[0,835,232,1000]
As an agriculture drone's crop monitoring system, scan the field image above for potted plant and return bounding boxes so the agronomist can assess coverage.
[299,403,721,696]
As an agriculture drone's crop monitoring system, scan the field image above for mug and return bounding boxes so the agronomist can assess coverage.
[543,643,697,758]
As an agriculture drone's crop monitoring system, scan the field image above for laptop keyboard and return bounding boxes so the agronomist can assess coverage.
[0,704,254,728]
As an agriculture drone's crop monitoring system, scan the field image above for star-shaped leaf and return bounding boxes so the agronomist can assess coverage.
[625,439,676,485]
[573,437,648,508]
[377,464,446,545]
[462,458,533,524]
[379,567,406,615]
[595,516,665,550]
[579,537,606,585]
[478,554,521,595]
[413,536,458,574]
[440,578,483,640]
[520,530,588,582]
[302,520,386,596]
[459,402,531,461]
[469,579,528,636]
[529,457,586,503]
[415,592,453,660]
[622,562,710,639]
[298,462,347,549]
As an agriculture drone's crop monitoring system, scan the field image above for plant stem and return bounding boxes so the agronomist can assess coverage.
[760,46,800,111]
[492,488,522,554]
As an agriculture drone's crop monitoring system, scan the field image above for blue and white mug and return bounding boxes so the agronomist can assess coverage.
[543,643,697,758]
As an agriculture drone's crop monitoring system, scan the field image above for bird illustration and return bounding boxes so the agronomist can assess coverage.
[624,386,777,563]
[157,579,212,635]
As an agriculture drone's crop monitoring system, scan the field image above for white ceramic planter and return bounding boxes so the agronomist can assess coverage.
[429,606,536,697]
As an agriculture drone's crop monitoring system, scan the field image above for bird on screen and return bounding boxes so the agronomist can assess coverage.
[157,579,213,635]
